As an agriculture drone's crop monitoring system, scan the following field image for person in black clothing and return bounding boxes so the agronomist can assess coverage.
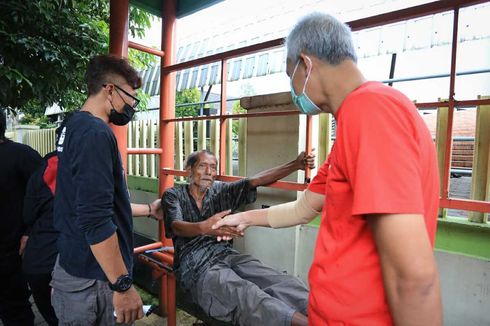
[0,109,42,326]
[22,151,59,326]
[51,55,154,325]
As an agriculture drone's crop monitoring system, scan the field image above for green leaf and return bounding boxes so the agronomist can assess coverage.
[0,0,154,118]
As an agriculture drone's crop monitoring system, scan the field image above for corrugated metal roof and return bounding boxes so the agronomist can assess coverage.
[137,1,490,94]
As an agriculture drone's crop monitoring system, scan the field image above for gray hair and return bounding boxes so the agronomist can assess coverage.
[185,150,216,169]
[286,12,357,65]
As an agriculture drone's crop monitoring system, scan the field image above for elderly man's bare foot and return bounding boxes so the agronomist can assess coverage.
[291,311,308,326]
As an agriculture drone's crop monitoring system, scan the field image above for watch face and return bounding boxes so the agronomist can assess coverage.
[110,274,133,292]
[118,275,133,291]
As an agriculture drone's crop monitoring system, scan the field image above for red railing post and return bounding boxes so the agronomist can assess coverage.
[109,0,129,171]
[158,0,177,320]
[160,1,177,243]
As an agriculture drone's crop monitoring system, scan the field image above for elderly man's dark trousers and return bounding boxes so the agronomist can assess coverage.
[193,253,309,326]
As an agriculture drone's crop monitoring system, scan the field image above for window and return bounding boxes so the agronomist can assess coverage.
[179,69,190,91]
[256,53,269,76]
[243,56,256,79]
[150,67,161,96]
[209,63,221,85]
[433,12,453,46]
[189,68,199,88]
[229,59,242,81]
[269,50,285,74]
[187,41,201,60]
[198,65,209,87]
[197,38,209,57]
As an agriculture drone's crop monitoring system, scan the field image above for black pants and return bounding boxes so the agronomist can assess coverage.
[0,254,34,326]
[25,273,58,326]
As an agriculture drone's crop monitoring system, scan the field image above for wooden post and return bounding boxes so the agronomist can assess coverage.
[141,120,148,177]
[127,122,133,175]
[174,122,183,181]
[184,120,194,162]
[197,120,206,150]
[469,96,490,223]
[210,119,219,156]
[436,101,449,218]
[318,113,332,166]
[225,119,233,175]
[134,121,140,176]
[238,118,247,176]
[149,121,156,178]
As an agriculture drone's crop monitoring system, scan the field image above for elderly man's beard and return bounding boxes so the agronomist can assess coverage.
[189,175,213,193]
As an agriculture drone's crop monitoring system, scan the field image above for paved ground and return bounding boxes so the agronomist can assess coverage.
[136,309,200,326]
[0,297,201,326]
[447,176,472,218]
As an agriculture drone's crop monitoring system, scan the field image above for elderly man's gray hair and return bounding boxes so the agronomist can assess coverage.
[286,12,357,65]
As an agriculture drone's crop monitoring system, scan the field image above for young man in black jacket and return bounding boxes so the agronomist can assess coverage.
[51,55,155,325]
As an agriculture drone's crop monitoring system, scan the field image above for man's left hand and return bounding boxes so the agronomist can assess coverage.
[296,149,316,170]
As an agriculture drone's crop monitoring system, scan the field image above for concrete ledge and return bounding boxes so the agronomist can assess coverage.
[240,91,294,109]
[436,217,490,260]
[308,216,490,260]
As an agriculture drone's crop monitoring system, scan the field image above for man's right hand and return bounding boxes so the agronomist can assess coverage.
[113,286,144,324]
[201,210,243,240]
[212,211,250,232]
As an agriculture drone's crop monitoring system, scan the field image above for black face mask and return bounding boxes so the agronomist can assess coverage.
[109,103,135,126]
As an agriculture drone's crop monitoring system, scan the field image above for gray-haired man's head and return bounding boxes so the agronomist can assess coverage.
[286,12,357,66]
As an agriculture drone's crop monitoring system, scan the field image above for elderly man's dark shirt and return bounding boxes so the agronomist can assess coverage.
[163,179,256,290]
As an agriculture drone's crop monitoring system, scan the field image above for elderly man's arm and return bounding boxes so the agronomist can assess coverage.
[248,151,315,188]
[367,213,442,326]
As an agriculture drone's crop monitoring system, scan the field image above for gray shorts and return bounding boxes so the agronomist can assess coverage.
[194,253,309,326]
[50,258,133,326]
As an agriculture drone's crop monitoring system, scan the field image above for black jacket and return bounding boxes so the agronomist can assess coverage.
[0,139,42,272]
[53,111,133,281]
[22,151,59,274]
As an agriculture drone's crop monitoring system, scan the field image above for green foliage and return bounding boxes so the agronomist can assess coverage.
[128,48,156,71]
[232,100,246,137]
[175,88,201,117]
[0,0,154,121]
[134,284,159,306]
[19,114,56,129]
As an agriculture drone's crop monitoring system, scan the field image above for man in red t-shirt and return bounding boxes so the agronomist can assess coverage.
[214,12,442,325]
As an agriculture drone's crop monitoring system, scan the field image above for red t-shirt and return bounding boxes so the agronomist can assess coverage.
[307,81,439,325]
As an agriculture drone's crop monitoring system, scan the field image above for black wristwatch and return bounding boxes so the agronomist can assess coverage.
[108,274,133,293]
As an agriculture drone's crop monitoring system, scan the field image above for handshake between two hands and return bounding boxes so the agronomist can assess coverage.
[206,209,249,242]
